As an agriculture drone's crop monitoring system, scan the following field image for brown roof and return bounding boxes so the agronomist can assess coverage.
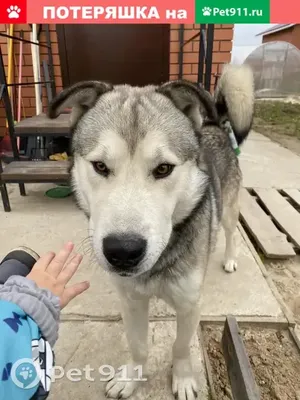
[256,24,296,37]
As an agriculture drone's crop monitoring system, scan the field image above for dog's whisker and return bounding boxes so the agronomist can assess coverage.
[76,236,93,253]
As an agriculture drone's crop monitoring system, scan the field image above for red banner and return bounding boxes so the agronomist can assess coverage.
[270,0,300,22]
[24,0,193,23]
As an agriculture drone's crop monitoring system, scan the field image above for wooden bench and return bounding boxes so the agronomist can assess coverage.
[1,161,70,182]
[0,112,72,212]
[0,161,70,212]
[0,161,70,216]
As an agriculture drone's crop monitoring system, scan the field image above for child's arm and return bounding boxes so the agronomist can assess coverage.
[0,292,54,400]
[0,275,60,346]
[0,243,90,400]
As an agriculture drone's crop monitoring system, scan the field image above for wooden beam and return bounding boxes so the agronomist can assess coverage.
[222,316,261,400]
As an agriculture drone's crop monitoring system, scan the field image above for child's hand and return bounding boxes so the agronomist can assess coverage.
[26,242,90,309]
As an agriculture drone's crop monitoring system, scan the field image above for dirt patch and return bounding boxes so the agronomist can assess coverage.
[204,326,300,400]
[264,256,300,324]
[253,101,300,156]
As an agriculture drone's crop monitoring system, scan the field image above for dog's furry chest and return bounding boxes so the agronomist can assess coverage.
[112,259,205,312]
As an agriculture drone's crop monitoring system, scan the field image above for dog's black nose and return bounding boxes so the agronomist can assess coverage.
[103,234,147,269]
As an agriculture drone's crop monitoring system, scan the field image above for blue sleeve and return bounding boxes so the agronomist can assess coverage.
[0,300,53,400]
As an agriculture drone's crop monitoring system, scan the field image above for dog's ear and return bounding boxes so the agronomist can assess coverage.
[157,80,219,131]
[48,81,113,126]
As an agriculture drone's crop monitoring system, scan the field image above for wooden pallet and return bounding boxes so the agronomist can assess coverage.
[240,188,300,259]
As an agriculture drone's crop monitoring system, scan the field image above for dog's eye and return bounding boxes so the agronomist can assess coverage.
[91,162,110,177]
[153,164,174,179]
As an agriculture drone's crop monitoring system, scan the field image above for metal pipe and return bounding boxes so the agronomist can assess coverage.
[31,24,44,160]
[31,24,42,115]
[204,24,214,92]
[17,31,24,123]
[7,25,14,126]
[182,31,200,48]
[17,30,24,149]
[198,25,206,85]
[0,46,20,160]
[0,84,5,100]
[0,32,51,49]
[6,81,54,87]
[43,60,53,104]
[45,24,56,97]
[178,25,184,79]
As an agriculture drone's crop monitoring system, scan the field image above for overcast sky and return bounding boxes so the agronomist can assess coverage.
[231,24,277,64]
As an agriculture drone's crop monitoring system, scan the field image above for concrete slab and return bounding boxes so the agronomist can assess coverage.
[0,184,88,255]
[247,132,271,142]
[241,131,300,189]
[0,184,282,320]
[62,267,176,319]
[48,321,209,400]
[200,229,283,318]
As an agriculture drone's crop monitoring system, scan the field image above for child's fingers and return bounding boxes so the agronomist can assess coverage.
[60,281,90,309]
[46,242,74,278]
[58,254,83,285]
[33,251,56,271]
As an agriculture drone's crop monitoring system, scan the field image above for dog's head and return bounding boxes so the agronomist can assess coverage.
[49,80,218,277]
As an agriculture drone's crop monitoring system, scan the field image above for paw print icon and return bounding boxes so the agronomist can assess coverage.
[11,359,40,390]
[202,7,212,16]
[7,5,21,19]
[19,366,34,380]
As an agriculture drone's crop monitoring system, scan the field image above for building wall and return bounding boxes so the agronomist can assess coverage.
[0,24,233,137]
[170,24,233,91]
[262,24,300,49]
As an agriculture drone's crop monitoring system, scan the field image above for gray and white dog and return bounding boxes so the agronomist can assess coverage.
[49,64,254,400]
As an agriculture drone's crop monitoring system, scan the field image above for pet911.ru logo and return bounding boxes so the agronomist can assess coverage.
[202,6,263,17]
[7,5,21,18]
[11,359,40,389]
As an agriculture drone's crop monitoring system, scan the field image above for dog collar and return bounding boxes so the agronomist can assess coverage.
[224,121,240,156]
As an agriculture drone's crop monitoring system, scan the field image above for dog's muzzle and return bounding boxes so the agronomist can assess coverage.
[102,233,147,272]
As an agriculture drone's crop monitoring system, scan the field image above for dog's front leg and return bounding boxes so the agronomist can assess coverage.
[172,306,201,400]
[105,288,149,399]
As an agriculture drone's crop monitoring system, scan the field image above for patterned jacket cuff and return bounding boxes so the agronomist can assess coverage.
[0,275,61,347]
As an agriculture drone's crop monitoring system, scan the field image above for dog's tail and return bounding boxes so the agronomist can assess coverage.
[214,64,254,145]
